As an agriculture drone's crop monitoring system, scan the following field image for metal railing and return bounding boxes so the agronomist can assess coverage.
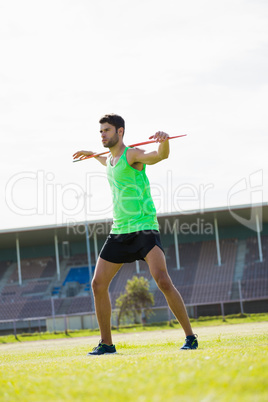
[0,294,267,337]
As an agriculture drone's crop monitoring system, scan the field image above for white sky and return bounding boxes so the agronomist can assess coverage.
[0,0,267,231]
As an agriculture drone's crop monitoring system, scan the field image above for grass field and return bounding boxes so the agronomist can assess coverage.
[1,321,267,402]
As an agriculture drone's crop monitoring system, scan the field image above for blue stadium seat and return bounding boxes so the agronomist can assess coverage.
[63,266,95,286]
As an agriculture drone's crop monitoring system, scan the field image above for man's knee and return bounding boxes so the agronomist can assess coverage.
[154,273,173,293]
[91,276,107,294]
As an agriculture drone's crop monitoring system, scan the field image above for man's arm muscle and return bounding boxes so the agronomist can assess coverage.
[127,132,170,166]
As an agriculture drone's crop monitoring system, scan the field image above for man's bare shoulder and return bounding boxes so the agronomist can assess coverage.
[126,147,145,164]
[127,147,147,157]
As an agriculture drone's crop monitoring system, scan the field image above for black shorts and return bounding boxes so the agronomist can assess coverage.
[99,230,164,264]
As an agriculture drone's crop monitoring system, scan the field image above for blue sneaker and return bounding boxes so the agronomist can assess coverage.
[180,334,198,350]
[87,340,117,356]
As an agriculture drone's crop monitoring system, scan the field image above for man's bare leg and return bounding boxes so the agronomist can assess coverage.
[145,246,194,336]
[91,257,123,345]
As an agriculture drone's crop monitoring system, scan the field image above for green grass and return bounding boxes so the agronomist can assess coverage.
[0,321,267,402]
[1,312,267,344]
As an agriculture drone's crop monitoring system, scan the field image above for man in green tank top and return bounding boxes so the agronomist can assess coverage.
[73,114,198,354]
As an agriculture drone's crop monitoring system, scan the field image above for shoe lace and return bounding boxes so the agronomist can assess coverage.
[92,340,103,351]
[185,334,198,345]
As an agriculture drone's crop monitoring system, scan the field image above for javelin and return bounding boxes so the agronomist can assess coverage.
[73,134,187,163]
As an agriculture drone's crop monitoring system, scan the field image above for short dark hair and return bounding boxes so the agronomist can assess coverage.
[99,113,125,135]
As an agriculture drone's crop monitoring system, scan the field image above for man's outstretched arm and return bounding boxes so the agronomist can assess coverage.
[127,131,170,166]
[73,150,107,166]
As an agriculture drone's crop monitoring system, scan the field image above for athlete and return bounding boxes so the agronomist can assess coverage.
[73,114,198,354]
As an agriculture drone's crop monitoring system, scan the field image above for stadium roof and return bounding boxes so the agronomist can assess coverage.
[0,203,267,249]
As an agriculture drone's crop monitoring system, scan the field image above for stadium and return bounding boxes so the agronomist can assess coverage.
[1,202,267,336]
[2,0,268,399]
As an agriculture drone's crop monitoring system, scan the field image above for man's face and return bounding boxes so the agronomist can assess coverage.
[100,122,119,148]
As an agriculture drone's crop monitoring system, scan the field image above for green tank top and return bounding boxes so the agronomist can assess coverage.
[106,147,159,234]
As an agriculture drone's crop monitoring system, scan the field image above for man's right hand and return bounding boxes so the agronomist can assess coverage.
[73,150,108,166]
[73,150,95,160]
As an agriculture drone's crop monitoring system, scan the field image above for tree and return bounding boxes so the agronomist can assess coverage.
[116,276,154,327]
